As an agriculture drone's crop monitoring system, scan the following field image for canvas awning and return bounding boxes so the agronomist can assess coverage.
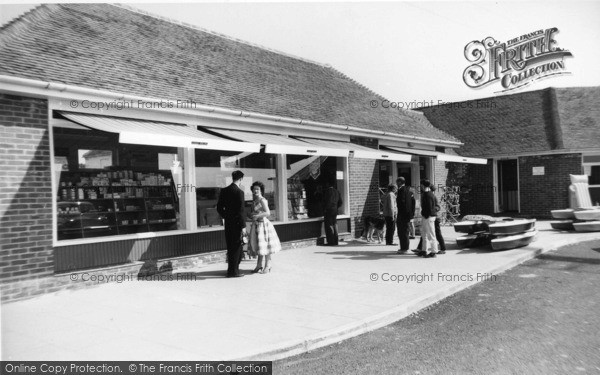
[60,112,260,152]
[206,129,349,157]
[383,146,487,165]
[295,138,412,162]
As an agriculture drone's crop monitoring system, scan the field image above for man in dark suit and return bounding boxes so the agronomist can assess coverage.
[396,177,415,254]
[216,170,246,277]
[322,179,342,246]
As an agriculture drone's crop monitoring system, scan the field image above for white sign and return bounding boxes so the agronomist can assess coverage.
[532,166,545,176]
[336,171,344,180]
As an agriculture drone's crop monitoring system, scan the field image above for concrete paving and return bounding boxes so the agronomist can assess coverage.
[1,221,599,361]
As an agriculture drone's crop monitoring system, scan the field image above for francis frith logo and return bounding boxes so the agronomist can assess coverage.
[463,27,573,92]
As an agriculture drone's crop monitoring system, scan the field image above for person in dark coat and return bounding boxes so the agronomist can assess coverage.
[396,177,415,254]
[418,179,440,258]
[216,170,246,277]
[322,179,342,246]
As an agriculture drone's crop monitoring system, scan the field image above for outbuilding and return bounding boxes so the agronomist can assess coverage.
[418,86,600,218]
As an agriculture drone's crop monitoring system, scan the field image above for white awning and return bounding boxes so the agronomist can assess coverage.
[383,146,440,157]
[296,138,412,162]
[383,146,487,165]
[60,112,260,153]
[206,129,349,157]
[436,153,488,165]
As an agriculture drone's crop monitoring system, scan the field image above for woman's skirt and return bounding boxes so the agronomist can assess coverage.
[248,218,282,256]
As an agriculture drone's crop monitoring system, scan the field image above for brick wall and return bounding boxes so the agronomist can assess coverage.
[0,94,54,299]
[440,161,495,216]
[433,159,449,191]
[349,137,380,237]
[519,154,582,218]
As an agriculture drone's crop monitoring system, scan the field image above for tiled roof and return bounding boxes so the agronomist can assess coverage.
[555,87,600,150]
[0,3,458,144]
[417,87,600,157]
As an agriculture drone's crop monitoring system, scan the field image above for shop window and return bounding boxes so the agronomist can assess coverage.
[78,149,112,169]
[195,149,278,227]
[53,127,181,240]
[287,155,345,220]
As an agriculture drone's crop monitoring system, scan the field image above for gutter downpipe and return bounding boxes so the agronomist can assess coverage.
[0,75,463,147]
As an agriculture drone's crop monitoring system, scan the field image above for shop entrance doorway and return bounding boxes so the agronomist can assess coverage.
[497,159,519,212]
[397,164,412,188]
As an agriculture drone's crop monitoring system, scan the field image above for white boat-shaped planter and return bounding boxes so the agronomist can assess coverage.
[491,230,537,251]
[573,209,600,221]
[550,209,575,219]
[573,221,600,232]
[456,232,492,248]
[550,220,575,231]
[488,219,536,235]
[454,221,489,234]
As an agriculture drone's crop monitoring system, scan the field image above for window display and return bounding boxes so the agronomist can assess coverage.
[56,170,178,240]
[195,149,278,227]
[287,155,345,220]
[53,126,180,240]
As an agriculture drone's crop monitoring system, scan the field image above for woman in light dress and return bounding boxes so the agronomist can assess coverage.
[248,181,281,274]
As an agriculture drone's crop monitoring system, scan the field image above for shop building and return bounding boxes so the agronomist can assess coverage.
[418,87,600,218]
[0,4,483,302]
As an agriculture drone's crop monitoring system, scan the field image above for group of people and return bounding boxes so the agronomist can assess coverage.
[217,170,447,278]
[216,170,342,278]
[382,177,446,258]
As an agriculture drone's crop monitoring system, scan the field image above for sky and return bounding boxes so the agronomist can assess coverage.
[1,1,599,103]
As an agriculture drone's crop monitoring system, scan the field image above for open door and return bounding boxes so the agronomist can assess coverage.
[497,159,519,213]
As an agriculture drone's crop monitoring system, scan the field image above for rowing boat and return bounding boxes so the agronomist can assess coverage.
[573,221,600,232]
[456,232,492,248]
[488,219,536,235]
[573,209,600,221]
[453,221,489,234]
[490,230,537,251]
[550,209,575,219]
[550,220,575,231]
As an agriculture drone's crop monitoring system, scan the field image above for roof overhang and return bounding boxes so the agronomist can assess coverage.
[1,75,464,148]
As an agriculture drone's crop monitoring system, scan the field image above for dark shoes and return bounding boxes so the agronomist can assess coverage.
[397,249,408,254]
[438,250,446,255]
[387,243,398,246]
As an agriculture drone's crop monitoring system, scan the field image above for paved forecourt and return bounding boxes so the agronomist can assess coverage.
[2,221,598,361]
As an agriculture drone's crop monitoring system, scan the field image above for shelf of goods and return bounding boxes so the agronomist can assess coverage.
[57,170,178,240]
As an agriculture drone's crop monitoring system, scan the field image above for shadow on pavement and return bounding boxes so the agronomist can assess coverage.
[315,250,425,261]
[172,270,228,280]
